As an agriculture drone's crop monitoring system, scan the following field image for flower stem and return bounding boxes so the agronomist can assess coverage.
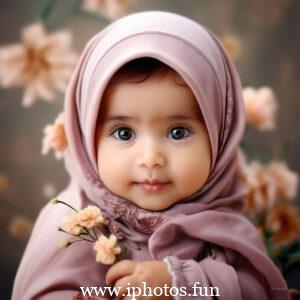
[52,198,78,213]
[92,227,98,240]
[70,238,94,244]
[79,226,97,241]
[38,0,59,22]
[97,223,110,237]
[71,0,83,14]
[58,227,93,242]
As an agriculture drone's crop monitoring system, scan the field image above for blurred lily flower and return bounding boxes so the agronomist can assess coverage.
[238,151,298,214]
[0,175,10,191]
[266,203,300,245]
[42,182,57,199]
[41,112,68,160]
[82,0,134,20]
[0,23,77,106]
[221,34,242,60]
[8,215,33,240]
[243,86,278,131]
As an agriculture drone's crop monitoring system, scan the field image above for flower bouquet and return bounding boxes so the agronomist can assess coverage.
[239,87,300,295]
[52,198,129,265]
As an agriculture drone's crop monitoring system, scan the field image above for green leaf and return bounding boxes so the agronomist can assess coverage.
[286,250,300,268]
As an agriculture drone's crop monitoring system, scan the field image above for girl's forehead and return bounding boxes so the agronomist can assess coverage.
[98,73,203,120]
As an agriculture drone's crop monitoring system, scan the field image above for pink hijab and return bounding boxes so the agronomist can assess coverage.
[12,11,289,300]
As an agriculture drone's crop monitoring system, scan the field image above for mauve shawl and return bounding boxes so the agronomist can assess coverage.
[12,11,289,300]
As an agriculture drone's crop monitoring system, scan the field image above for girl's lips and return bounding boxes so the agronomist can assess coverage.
[134,181,171,193]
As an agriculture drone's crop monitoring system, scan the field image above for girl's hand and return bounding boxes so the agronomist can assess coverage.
[106,260,173,299]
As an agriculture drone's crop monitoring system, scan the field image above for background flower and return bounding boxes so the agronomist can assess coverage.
[0,23,77,106]
[238,152,298,214]
[41,112,68,159]
[243,86,278,131]
[266,161,299,200]
[82,0,134,20]
[8,215,33,240]
[221,34,242,60]
[42,182,57,199]
[266,203,300,245]
[0,175,10,191]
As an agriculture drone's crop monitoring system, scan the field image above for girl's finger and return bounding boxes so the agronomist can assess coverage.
[106,259,137,285]
[115,275,133,300]
[115,275,141,300]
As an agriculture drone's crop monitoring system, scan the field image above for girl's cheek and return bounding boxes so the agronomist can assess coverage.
[173,148,209,179]
[103,147,132,174]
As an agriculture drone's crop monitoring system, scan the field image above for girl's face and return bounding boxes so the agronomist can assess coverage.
[95,71,211,211]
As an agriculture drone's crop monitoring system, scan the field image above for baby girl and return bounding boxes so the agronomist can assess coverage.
[12,11,289,300]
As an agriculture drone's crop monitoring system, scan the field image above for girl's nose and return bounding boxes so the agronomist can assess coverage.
[136,144,166,169]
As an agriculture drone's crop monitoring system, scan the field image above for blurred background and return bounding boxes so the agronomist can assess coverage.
[0,0,299,298]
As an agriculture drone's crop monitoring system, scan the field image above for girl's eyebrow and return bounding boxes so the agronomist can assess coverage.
[105,115,138,122]
[104,115,201,123]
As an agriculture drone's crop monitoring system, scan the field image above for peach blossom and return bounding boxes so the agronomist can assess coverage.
[42,182,57,199]
[0,23,77,106]
[243,87,277,131]
[82,0,134,20]
[266,203,300,245]
[78,205,105,228]
[266,161,298,200]
[0,175,9,191]
[244,160,278,213]
[221,34,242,60]
[238,153,299,214]
[63,212,82,235]
[8,215,33,240]
[93,234,121,264]
[41,112,68,159]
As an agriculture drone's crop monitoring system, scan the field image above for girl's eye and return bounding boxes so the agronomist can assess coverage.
[111,127,134,141]
[110,126,191,141]
[168,126,191,140]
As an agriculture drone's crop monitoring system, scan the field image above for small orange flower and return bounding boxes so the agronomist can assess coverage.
[221,34,242,60]
[238,151,298,215]
[41,112,68,159]
[243,87,277,131]
[0,175,10,191]
[82,0,134,20]
[93,234,121,264]
[78,205,105,229]
[42,182,57,199]
[266,203,300,245]
[241,160,278,214]
[63,212,82,236]
[255,225,265,240]
[266,161,298,200]
[8,215,33,240]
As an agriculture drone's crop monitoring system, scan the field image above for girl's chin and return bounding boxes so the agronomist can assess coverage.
[131,197,176,212]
